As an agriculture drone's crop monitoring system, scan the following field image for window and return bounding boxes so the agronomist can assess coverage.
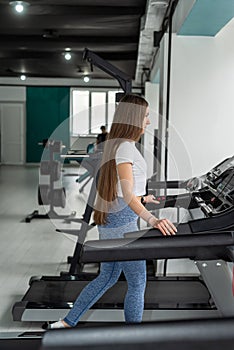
[71,89,121,135]
[107,91,117,128]
[72,90,89,134]
[91,92,106,133]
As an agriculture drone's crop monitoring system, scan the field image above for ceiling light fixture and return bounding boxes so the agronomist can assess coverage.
[64,52,72,61]
[83,76,90,83]
[20,74,26,81]
[10,1,30,13]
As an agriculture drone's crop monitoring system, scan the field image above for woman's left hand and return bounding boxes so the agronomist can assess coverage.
[142,194,160,204]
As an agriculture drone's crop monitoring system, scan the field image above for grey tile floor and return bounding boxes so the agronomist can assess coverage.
[0,164,199,334]
[0,164,97,333]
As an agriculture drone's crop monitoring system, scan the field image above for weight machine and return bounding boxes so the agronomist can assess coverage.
[25,140,75,223]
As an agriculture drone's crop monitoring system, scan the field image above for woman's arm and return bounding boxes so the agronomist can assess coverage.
[117,163,177,236]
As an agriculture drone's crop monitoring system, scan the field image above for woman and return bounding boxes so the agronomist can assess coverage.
[48,94,177,329]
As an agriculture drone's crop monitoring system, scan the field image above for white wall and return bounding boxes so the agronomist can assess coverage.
[168,18,234,179]
[0,87,26,164]
[0,86,26,102]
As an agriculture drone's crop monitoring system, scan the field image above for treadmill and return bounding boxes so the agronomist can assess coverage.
[42,317,234,350]
[12,155,234,323]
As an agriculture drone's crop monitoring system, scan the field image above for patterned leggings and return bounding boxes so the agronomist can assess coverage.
[64,198,146,327]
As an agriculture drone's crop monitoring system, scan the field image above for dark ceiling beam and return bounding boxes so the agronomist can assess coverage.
[0,72,125,79]
[1,5,144,16]
[6,0,145,6]
[0,51,137,61]
[0,61,137,79]
[0,44,138,52]
[0,0,146,80]
[0,40,138,52]
[0,35,139,44]
[0,17,140,32]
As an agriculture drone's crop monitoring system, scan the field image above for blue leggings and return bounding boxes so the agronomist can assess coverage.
[64,198,146,327]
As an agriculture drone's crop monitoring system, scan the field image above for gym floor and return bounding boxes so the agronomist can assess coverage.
[0,164,198,335]
[0,164,98,334]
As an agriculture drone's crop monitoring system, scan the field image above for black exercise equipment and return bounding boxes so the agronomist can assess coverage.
[147,155,234,212]
[42,317,234,350]
[83,48,132,95]
[2,317,234,350]
[13,155,234,323]
[80,231,234,263]
[0,337,41,350]
[78,157,234,255]
[25,140,75,222]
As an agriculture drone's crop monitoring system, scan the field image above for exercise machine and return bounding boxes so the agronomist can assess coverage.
[12,155,234,323]
[41,317,234,350]
[61,142,96,193]
[81,155,234,318]
[25,140,75,222]
[2,316,234,350]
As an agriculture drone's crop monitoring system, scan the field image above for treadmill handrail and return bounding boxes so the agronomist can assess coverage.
[42,317,234,350]
[80,231,234,263]
[147,180,187,189]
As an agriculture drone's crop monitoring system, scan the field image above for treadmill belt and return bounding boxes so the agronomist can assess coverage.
[23,279,211,309]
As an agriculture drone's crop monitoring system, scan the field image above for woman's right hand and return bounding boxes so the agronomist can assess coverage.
[148,216,177,236]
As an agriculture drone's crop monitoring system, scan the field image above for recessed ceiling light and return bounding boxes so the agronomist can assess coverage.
[10,1,30,13]
[83,76,90,83]
[64,52,72,60]
[20,74,26,81]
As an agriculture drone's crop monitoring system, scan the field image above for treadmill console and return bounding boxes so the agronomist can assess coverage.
[147,156,234,218]
[205,156,234,183]
[191,156,234,217]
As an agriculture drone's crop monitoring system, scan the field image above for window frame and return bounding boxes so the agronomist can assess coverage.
[70,87,122,136]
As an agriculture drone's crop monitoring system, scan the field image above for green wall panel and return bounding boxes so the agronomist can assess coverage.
[26,87,70,162]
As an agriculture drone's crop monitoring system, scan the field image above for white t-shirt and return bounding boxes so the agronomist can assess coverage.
[115,140,147,197]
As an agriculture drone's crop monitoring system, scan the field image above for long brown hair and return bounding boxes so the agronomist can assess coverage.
[93,94,148,225]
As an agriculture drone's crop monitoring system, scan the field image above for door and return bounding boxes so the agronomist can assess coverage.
[0,103,25,164]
